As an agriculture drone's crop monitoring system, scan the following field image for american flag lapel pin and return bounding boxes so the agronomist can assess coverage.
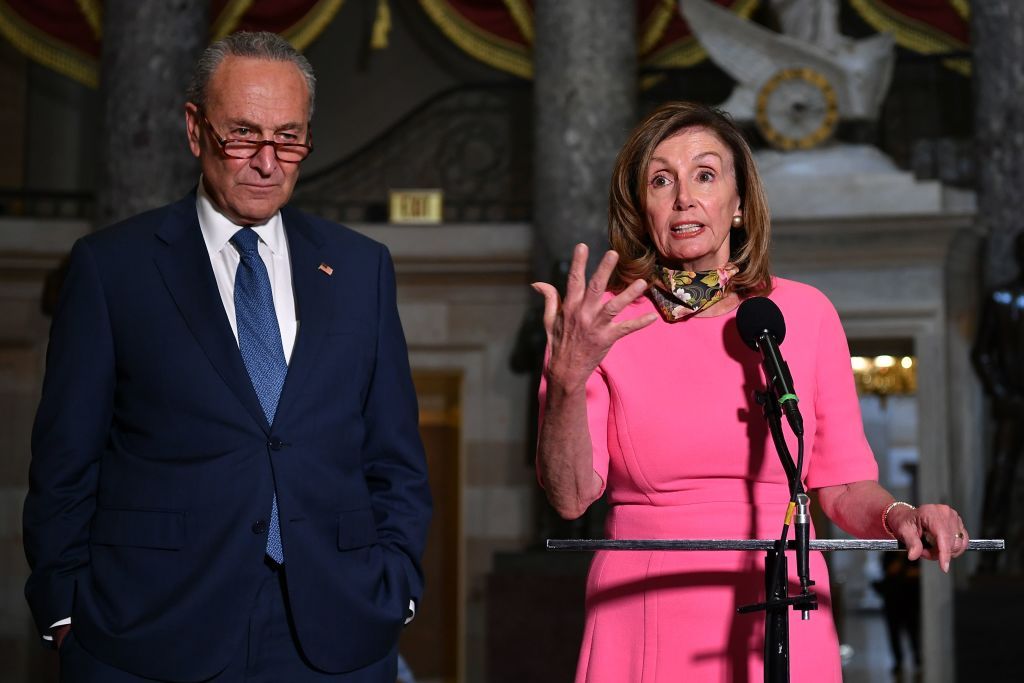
[318,262,334,276]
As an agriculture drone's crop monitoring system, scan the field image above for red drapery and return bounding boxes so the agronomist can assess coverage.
[849,0,969,74]
[852,0,968,44]
[0,0,345,87]
[417,0,971,78]
[416,0,761,78]
[0,0,973,88]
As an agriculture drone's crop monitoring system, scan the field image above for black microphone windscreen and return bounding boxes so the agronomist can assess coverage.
[736,297,786,351]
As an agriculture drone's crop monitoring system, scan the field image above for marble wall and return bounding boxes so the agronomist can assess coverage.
[0,218,90,682]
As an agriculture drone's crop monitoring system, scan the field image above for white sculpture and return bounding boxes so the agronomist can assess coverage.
[680,0,895,150]
[770,0,843,52]
[677,0,971,218]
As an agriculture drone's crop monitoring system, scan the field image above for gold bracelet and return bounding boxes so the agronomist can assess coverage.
[882,501,916,538]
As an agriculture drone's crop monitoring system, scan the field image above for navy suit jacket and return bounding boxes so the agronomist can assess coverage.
[23,192,432,680]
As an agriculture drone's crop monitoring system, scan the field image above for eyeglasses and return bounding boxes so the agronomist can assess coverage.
[198,110,313,163]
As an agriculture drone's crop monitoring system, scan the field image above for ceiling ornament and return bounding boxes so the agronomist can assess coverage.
[0,0,345,88]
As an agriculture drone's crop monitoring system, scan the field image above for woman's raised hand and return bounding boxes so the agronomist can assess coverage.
[532,244,659,390]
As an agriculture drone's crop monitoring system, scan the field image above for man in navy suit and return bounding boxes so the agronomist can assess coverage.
[23,31,431,682]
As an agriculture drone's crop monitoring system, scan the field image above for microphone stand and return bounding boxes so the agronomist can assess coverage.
[738,390,817,683]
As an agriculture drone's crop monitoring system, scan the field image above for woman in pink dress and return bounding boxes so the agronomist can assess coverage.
[533,102,969,682]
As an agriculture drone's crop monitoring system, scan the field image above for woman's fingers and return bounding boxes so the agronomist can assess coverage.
[953,526,970,558]
[586,250,620,304]
[534,244,655,354]
[531,282,561,336]
[902,529,924,563]
[933,506,964,572]
[563,243,590,307]
[926,531,954,573]
[906,504,969,572]
[605,277,650,317]
[604,278,658,337]
[616,312,660,337]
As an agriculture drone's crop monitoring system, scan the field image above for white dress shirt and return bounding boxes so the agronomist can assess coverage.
[196,181,298,361]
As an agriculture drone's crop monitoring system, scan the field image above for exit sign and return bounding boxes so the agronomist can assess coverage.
[389,189,443,224]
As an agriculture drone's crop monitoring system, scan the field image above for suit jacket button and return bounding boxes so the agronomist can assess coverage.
[268,438,284,451]
[252,520,268,535]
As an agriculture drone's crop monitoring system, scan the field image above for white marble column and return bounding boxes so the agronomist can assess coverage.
[97,0,207,228]
[532,0,637,278]
[971,0,1024,288]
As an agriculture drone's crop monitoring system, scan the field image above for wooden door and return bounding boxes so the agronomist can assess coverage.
[400,371,462,682]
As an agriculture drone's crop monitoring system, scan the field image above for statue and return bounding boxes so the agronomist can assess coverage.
[680,0,957,221]
[972,232,1024,572]
[679,0,894,150]
[770,0,843,51]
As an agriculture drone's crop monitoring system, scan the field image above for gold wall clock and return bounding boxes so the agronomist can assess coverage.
[755,67,840,150]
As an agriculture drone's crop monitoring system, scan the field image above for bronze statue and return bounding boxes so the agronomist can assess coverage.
[972,232,1024,572]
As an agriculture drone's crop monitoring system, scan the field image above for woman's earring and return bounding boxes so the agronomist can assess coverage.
[731,215,743,228]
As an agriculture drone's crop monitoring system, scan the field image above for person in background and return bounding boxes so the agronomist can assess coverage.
[873,551,922,676]
[972,231,1024,572]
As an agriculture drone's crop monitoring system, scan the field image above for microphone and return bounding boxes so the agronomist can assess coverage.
[736,297,803,437]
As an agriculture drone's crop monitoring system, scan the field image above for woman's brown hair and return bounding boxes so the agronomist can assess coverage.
[608,101,772,296]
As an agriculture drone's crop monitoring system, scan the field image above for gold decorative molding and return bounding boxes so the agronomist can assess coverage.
[849,0,969,76]
[283,0,347,51]
[0,1,97,86]
[949,0,969,22]
[642,0,758,69]
[211,0,254,42]
[419,0,532,78]
[502,0,533,44]
[75,0,101,39]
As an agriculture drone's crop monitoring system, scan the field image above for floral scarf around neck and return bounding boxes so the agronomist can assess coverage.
[648,263,736,321]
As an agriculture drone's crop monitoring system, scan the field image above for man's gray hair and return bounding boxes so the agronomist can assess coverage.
[187,31,317,117]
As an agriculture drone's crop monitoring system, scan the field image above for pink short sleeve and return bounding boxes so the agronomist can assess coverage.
[804,297,879,489]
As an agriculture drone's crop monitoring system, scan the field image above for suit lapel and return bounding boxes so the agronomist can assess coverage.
[152,196,270,433]
[276,207,330,424]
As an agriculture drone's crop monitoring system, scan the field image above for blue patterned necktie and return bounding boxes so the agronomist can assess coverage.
[231,227,286,564]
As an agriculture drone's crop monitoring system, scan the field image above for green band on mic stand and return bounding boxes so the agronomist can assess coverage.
[779,393,799,404]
